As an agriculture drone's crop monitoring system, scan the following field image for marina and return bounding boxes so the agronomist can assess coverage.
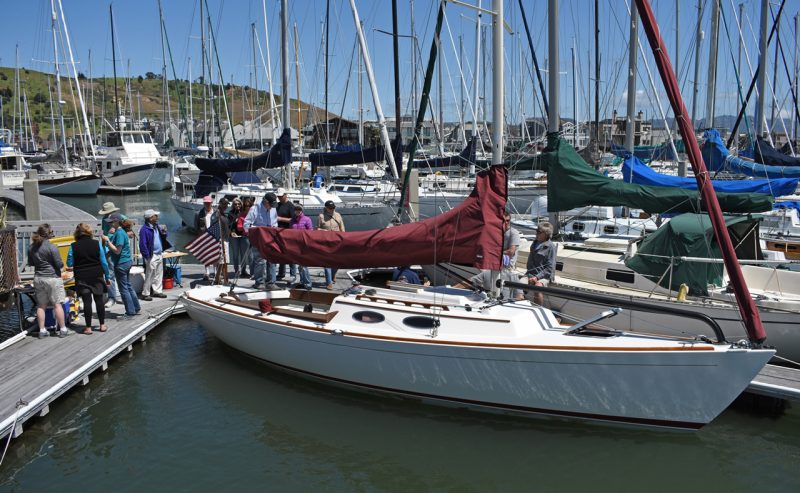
[2,0,800,489]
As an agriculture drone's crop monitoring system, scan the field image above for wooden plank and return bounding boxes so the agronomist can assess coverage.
[747,364,800,401]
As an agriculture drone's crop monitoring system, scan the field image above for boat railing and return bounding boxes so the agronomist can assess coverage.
[500,279,727,343]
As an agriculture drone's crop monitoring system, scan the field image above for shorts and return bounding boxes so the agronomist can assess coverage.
[34,276,67,307]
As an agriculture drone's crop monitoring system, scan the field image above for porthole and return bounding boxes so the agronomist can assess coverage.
[402,316,440,328]
[352,311,385,323]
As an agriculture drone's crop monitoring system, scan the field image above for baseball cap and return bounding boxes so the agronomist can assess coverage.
[144,209,160,218]
[203,195,213,203]
[324,200,336,209]
[276,187,287,196]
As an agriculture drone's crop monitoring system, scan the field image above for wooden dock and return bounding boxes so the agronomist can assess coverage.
[747,364,800,401]
[0,264,205,441]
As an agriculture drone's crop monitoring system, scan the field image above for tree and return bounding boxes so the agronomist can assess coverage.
[138,75,144,84]
[32,92,47,105]
[145,72,158,80]
[77,72,86,80]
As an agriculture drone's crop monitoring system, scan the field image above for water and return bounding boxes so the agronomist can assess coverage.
[1,192,799,491]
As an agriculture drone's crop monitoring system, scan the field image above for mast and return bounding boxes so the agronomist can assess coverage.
[110,5,121,132]
[358,33,363,146]
[518,0,549,119]
[392,0,401,161]
[51,0,69,164]
[326,0,331,151]
[691,1,703,127]
[705,0,720,129]
[89,49,96,142]
[251,24,262,151]
[595,0,600,144]
[794,14,799,143]
[736,3,744,121]
[47,77,55,150]
[159,0,169,144]
[348,0,399,180]
[491,0,503,166]
[572,41,578,146]
[770,7,780,137]
[625,4,638,152]
[473,1,482,142]
[281,0,292,187]
[548,0,559,234]
[262,0,278,143]
[674,0,680,146]
[188,58,194,146]
[634,0,766,343]
[293,21,302,156]
[755,0,769,136]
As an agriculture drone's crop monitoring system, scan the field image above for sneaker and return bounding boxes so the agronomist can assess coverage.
[57,328,73,338]
[252,283,263,289]
[240,272,250,279]
[265,283,280,291]
[141,295,153,301]
[152,293,168,298]
[104,299,116,308]
[326,284,334,290]
[303,285,313,291]
[38,329,50,339]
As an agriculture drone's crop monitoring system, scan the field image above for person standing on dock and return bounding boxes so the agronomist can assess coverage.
[209,198,231,284]
[105,216,140,319]
[318,200,345,290]
[227,197,249,278]
[243,192,279,290]
[67,223,111,335]
[289,203,313,290]
[27,224,71,338]
[98,202,125,308]
[139,209,171,301]
[198,196,215,282]
[275,188,297,284]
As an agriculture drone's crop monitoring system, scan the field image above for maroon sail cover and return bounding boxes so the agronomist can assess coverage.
[248,165,507,270]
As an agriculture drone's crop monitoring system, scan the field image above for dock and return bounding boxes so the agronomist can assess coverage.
[0,264,205,441]
[747,364,800,401]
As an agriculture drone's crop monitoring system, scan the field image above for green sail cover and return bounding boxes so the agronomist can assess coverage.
[624,213,763,296]
[538,134,773,213]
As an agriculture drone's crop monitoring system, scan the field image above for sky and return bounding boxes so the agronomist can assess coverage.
[1,0,799,127]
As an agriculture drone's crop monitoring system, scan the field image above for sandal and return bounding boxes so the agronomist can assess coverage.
[83,327,93,335]
[99,325,108,332]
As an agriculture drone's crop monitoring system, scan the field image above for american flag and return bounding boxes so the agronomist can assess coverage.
[185,220,222,266]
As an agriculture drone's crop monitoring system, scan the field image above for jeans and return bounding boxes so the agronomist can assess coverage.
[230,235,249,275]
[324,268,338,286]
[115,261,141,315]
[297,265,311,288]
[251,249,276,286]
[107,256,120,301]
[278,263,297,280]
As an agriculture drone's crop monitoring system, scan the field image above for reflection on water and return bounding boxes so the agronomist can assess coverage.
[1,316,799,492]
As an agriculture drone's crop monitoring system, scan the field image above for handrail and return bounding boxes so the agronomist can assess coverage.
[498,279,727,343]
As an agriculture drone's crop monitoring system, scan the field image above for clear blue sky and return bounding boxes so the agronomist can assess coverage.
[1,0,797,126]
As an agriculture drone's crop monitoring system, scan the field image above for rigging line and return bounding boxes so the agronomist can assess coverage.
[720,0,755,152]
[768,2,800,147]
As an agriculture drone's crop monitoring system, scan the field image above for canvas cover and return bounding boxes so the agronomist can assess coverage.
[624,213,762,296]
[621,154,799,197]
[308,137,402,168]
[194,128,292,173]
[611,141,677,162]
[754,137,800,166]
[410,136,477,170]
[538,133,773,213]
[248,165,507,270]
[701,129,800,179]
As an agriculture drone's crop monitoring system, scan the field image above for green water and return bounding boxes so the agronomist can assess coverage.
[0,192,798,492]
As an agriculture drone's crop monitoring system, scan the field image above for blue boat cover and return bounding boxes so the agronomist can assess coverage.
[753,137,800,166]
[194,128,292,173]
[410,136,477,169]
[621,153,799,197]
[309,137,402,167]
[701,129,800,179]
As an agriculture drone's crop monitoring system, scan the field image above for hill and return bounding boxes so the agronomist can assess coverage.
[0,66,333,146]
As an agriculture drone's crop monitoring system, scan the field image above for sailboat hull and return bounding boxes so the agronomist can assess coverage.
[184,286,772,429]
[101,162,172,191]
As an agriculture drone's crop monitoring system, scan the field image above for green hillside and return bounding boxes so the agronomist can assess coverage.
[0,66,330,146]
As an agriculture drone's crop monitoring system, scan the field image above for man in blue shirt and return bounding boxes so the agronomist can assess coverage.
[243,192,279,290]
[139,209,171,300]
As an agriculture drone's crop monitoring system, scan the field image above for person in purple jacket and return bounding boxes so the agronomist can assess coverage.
[138,209,172,301]
[289,203,314,290]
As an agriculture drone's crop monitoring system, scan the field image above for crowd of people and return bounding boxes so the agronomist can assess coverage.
[27,192,558,337]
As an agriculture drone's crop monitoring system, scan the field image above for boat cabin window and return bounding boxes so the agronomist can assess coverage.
[605,269,635,284]
[123,134,135,143]
[134,133,146,143]
[0,157,16,170]
[603,225,619,235]
[352,311,385,323]
[402,316,440,329]
[572,222,585,232]
[106,133,122,147]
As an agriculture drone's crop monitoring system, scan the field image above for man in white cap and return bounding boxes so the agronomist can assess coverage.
[138,209,171,300]
[274,188,297,283]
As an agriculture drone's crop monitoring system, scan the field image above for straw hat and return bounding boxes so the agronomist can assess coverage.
[98,202,120,215]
